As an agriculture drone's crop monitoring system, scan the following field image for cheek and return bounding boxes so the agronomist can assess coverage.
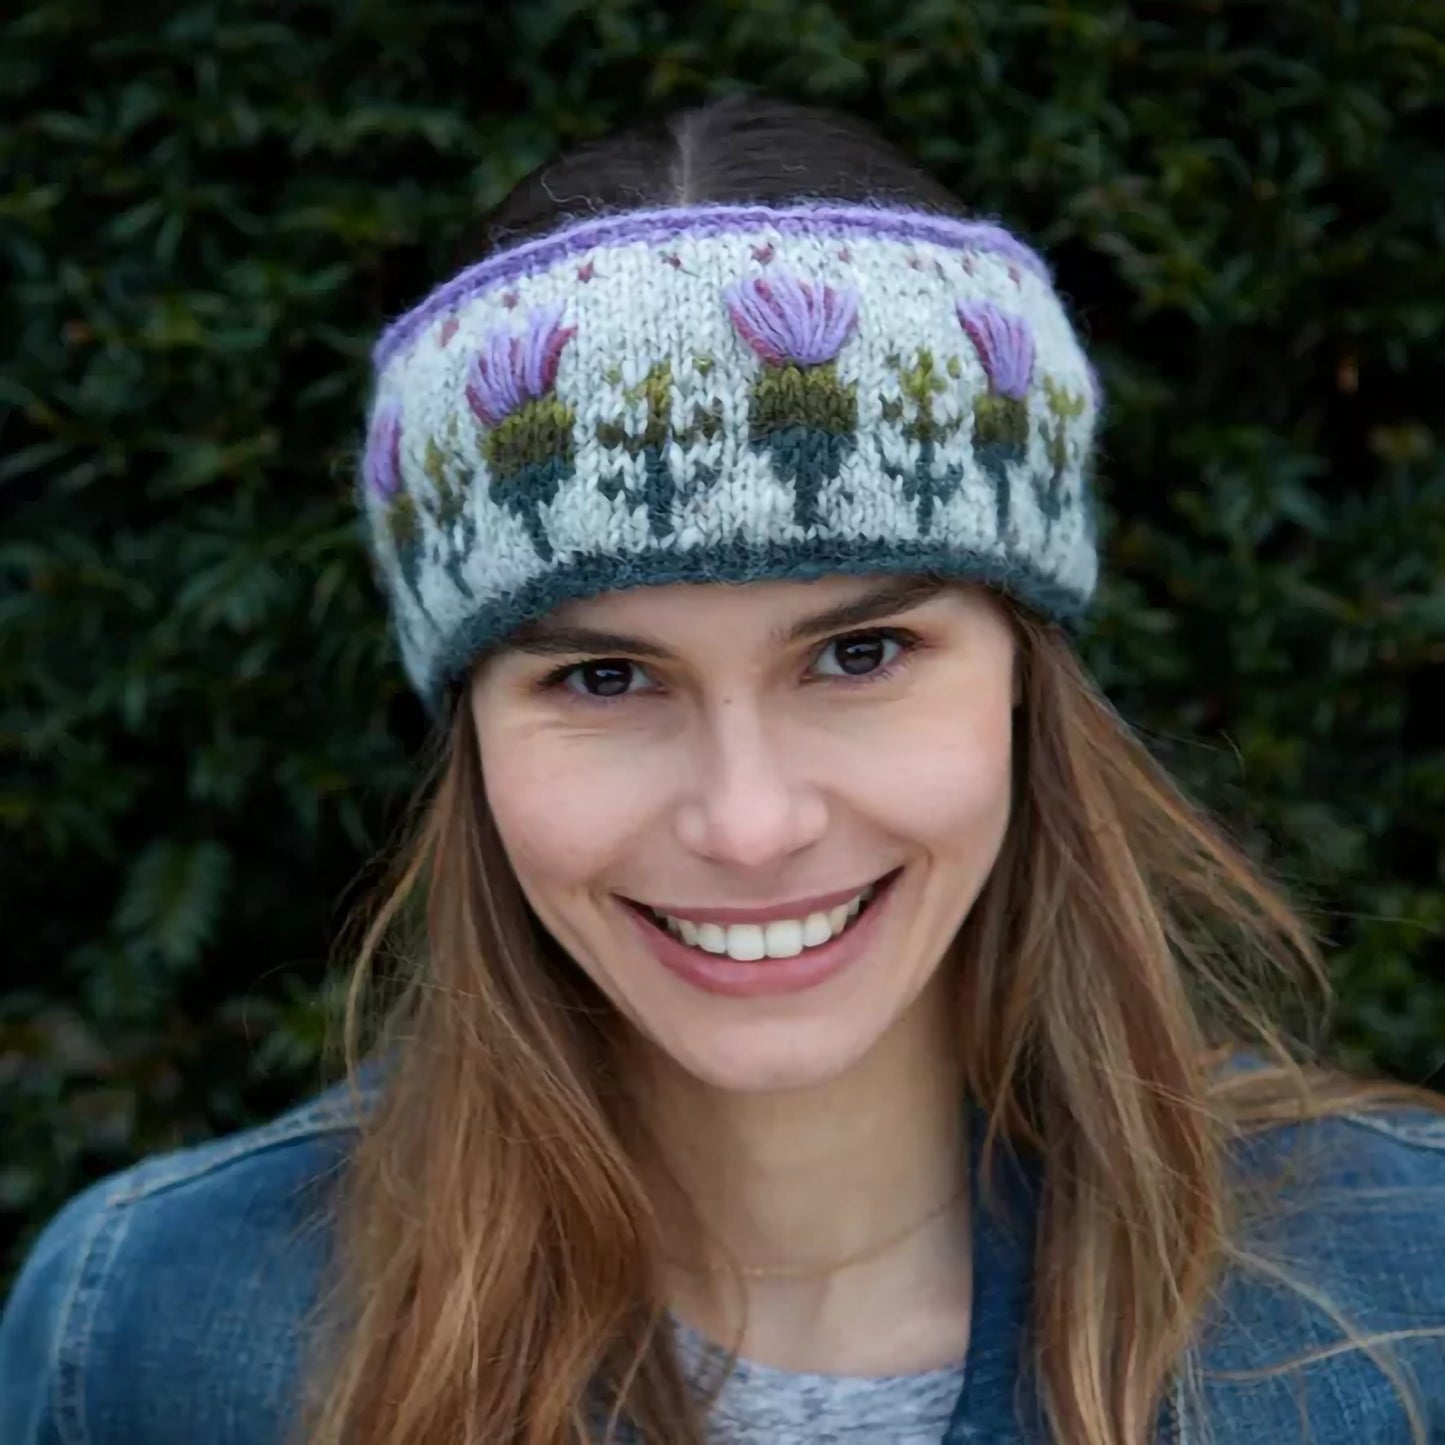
[850,685,1014,852]
[479,731,660,892]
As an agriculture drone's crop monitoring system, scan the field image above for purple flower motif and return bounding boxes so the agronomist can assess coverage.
[363,398,403,501]
[464,301,576,427]
[724,270,859,368]
[956,301,1035,401]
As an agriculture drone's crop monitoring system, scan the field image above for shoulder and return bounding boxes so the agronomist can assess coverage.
[1235,1098,1445,1223]
[1190,1102,1445,1444]
[0,1070,380,1445]
[1255,1102,1445,1311]
[1322,1098,1445,1162]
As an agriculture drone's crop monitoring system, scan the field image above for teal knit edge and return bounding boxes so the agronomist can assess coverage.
[414,537,1093,722]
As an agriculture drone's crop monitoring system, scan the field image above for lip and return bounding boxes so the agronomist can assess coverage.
[622,870,901,999]
[626,878,887,926]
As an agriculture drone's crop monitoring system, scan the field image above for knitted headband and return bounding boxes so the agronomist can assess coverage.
[357,203,1102,715]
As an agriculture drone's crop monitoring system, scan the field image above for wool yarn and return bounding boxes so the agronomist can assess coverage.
[357,203,1102,715]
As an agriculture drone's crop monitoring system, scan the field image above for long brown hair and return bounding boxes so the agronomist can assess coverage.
[293,95,1443,1445]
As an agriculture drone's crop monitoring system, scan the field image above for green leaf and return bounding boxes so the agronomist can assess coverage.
[115,839,232,972]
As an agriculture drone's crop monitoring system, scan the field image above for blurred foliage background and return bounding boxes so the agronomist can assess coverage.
[3,0,1443,1287]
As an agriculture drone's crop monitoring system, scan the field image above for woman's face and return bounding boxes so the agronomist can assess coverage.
[470,575,1018,1095]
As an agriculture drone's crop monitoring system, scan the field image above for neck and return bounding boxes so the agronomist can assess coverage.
[634,970,973,1372]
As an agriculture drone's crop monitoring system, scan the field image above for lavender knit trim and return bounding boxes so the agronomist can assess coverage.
[372,203,1053,371]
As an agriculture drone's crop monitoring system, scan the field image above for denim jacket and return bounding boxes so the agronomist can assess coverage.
[4,1068,1444,1445]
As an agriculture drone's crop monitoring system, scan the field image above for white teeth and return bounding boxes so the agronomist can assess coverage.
[696,922,727,954]
[725,924,766,961]
[763,920,804,958]
[655,883,881,962]
[802,912,832,947]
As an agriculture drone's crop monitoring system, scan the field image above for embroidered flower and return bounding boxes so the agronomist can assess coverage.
[724,270,859,369]
[723,270,861,531]
[358,397,426,600]
[464,301,576,428]
[460,302,579,563]
[362,398,403,502]
[956,301,1034,400]
[956,302,1037,552]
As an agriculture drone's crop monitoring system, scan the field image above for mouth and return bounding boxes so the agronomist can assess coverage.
[621,869,902,964]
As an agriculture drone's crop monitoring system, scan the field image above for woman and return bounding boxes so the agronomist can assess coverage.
[3,93,1443,1445]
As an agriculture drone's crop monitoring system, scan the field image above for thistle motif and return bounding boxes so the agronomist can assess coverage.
[725,270,860,530]
[363,397,424,599]
[957,300,1035,549]
[465,301,578,561]
[363,397,403,502]
[595,361,724,538]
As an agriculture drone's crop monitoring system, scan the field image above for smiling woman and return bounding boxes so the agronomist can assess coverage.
[4,93,1445,1445]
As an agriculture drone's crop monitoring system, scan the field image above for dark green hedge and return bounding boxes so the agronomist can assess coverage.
[3,0,1443,1282]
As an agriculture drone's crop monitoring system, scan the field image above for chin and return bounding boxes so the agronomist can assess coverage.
[641,1008,906,1097]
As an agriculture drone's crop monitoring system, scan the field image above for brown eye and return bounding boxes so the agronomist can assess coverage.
[813,631,903,678]
[562,660,646,697]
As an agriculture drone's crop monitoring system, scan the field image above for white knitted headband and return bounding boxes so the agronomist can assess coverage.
[358,203,1102,714]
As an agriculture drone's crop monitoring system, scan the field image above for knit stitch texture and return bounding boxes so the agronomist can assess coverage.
[357,203,1103,715]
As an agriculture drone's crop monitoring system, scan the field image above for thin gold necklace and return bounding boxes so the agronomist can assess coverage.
[667,1181,968,1282]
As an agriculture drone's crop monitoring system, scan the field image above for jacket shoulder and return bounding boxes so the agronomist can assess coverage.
[0,1074,377,1445]
[1333,1099,1445,1157]
[1190,1103,1445,1443]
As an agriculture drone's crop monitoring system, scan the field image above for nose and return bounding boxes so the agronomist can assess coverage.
[672,700,828,870]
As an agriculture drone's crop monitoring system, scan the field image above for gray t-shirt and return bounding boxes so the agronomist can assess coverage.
[671,1315,964,1444]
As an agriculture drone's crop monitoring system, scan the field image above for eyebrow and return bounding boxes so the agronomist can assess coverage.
[776,576,946,645]
[507,625,673,660]
[506,576,947,660]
